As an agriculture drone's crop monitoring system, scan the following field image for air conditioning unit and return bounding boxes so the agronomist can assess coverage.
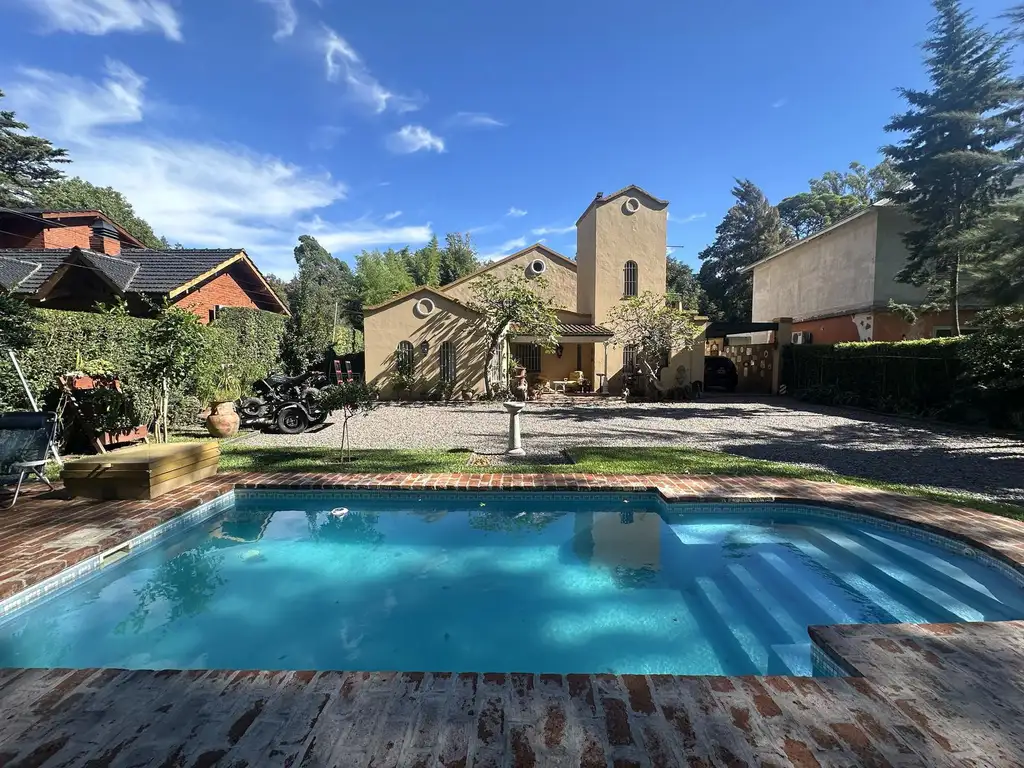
[791,331,813,345]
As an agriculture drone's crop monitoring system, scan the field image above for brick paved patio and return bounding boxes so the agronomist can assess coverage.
[2,474,1024,766]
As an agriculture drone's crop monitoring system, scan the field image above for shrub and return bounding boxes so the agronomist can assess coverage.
[956,306,1024,428]
[782,338,965,417]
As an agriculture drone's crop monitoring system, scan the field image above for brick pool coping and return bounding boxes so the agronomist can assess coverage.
[2,473,1024,765]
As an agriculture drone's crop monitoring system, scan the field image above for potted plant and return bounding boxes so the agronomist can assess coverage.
[204,365,243,438]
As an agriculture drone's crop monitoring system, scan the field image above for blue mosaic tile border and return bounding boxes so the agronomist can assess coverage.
[810,642,856,678]
[234,488,656,505]
[0,491,235,620]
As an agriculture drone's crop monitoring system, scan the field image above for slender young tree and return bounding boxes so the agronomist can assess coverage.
[0,90,69,207]
[883,0,1023,334]
[698,179,792,322]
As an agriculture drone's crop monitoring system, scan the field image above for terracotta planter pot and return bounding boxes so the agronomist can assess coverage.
[206,401,240,438]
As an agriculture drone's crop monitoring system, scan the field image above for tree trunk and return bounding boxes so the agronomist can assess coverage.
[951,251,961,336]
[161,378,169,443]
[483,333,501,398]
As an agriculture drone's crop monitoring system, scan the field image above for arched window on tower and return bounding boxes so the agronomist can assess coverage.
[623,260,638,297]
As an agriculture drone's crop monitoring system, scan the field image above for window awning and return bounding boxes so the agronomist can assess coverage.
[511,323,614,344]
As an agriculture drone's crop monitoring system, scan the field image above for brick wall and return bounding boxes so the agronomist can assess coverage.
[172,270,259,324]
[41,225,92,250]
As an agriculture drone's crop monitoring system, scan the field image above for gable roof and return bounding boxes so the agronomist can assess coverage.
[0,256,41,291]
[364,284,473,314]
[737,204,882,274]
[439,243,576,294]
[575,185,669,225]
[0,247,288,313]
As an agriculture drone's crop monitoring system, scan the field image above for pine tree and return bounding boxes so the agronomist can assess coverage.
[883,0,1022,334]
[698,180,791,322]
[0,89,70,206]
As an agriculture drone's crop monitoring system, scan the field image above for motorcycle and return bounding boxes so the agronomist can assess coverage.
[238,371,329,434]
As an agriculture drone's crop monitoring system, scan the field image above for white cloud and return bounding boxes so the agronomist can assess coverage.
[305,224,432,253]
[771,99,787,109]
[387,125,445,154]
[383,210,402,221]
[18,0,183,41]
[450,112,505,128]
[531,224,575,236]
[507,207,527,218]
[257,0,297,40]
[321,26,421,114]
[669,212,706,224]
[480,236,527,261]
[6,60,354,275]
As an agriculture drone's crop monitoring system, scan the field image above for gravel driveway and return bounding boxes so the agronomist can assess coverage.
[244,397,1024,501]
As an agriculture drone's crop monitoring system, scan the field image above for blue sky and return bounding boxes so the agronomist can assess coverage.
[2,0,1016,276]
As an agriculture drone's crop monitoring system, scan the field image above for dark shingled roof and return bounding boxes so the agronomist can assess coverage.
[79,251,140,292]
[0,257,41,291]
[0,248,243,295]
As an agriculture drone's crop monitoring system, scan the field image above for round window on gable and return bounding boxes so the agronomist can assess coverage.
[525,258,547,278]
[623,197,641,215]
[413,297,436,318]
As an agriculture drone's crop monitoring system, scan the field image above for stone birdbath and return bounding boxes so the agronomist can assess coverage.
[503,401,526,457]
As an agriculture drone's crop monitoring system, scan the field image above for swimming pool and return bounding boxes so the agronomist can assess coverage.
[1,491,1022,676]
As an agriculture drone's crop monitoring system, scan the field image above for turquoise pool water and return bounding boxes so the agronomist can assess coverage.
[2,492,1023,676]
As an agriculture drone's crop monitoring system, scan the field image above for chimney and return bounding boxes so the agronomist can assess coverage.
[90,218,121,256]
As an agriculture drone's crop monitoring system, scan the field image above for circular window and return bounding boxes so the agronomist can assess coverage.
[413,298,435,318]
[526,259,547,277]
[623,197,641,215]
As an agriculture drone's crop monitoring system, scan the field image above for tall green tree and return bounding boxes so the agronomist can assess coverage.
[403,235,442,286]
[280,235,355,374]
[439,232,479,285]
[355,248,416,307]
[809,160,905,205]
[778,160,905,240]
[0,90,69,207]
[35,177,164,248]
[883,0,1022,334]
[698,180,792,322]
[666,256,708,312]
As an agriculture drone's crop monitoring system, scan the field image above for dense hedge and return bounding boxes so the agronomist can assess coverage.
[209,307,287,387]
[780,332,1024,426]
[0,306,285,427]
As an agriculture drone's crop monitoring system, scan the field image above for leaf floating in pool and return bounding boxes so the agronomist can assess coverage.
[241,549,265,563]
[479,503,486,507]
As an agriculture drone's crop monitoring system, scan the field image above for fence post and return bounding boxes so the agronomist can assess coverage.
[771,317,793,395]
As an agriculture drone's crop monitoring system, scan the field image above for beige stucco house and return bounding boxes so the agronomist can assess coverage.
[743,203,983,343]
[363,185,705,396]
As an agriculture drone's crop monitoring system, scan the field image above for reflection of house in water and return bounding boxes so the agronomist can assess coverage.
[209,513,274,545]
[573,510,661,571]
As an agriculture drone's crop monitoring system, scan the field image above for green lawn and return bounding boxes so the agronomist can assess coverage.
[215,442,1024,521]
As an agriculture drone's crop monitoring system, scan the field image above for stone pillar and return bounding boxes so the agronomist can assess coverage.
[772,317,793,395]
[503,401,525,456]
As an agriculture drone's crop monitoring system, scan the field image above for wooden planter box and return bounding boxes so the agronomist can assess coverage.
[62,442,220,500]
